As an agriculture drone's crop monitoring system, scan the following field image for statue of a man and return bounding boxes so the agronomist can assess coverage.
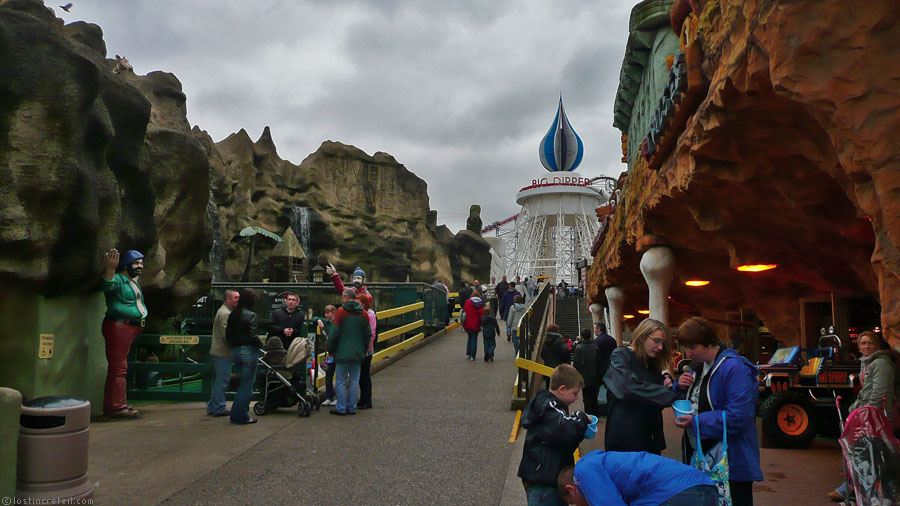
[100,248,147,419]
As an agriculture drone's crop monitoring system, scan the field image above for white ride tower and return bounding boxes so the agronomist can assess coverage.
[506,97,607,285]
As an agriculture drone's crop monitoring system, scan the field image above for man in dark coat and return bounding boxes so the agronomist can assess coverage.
[593,323,618,416]
[494,276,509,316]
[268,292,304,348]
[500,283,518,321]
[574,328,602,417]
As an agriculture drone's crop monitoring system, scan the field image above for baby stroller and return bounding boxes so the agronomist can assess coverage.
[836,396,900,505]
[253,337,320,417]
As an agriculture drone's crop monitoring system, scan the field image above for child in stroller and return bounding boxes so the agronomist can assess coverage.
[253,336,319,417]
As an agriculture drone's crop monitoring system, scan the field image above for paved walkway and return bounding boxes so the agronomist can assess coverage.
[89,326,520,505]
[88,326,846,505]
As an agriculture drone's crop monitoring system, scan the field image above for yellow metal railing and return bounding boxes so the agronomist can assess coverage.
[314,300,446,388]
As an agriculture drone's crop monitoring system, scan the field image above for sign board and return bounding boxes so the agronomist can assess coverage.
[159,335,200,345]
[38,334,54,359]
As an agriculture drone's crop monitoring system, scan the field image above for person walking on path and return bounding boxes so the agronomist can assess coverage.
[515,276,527,300]
[557,450,716,506]
[481,306,500,361]
[225,288,263,425]
[603,318,678,454]
[518,364,590,506]
[573,328,602,417]
[500,283,518,321]
[526,276,537,298]
[207,288,239,417]
[463,291,485,360]
[268,292,304,349]
[593,323,617,416]
[506,295,527,356]
[494,276,508,316]
[101,248,148,420]
[671,317,763,506]
[327,288,371,415]
[357,293,377,410]
[541,324,570,369]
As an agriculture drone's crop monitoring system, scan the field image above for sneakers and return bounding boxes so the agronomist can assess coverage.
[321,399,335,406]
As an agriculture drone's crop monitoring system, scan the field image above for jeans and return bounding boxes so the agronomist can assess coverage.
[101,320,142,413]
[524,483,567,506]
[661,484,718,506]
[229,346,259,423]
[334,361,362,414]
[325,360,336,401]
[582,385,599,417]
[207,354,233,415]
[466,330,479,357]
[511,329,520,356]
[359,354,373,406]
[483,335,496,359]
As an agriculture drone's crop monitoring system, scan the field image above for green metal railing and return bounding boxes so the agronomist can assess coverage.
[126,282,451,401]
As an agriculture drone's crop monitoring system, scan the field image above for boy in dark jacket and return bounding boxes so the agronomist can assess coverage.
[518,364,589,506]
[481,307,501,362]
[573,328,602,417]
[326,289,371,415]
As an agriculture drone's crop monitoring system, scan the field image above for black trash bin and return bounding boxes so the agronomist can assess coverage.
[16,396,93,501]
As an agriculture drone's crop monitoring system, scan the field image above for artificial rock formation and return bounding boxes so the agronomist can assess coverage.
[0,0,211,312]
[197,130,490,285]
[590,0,900,347]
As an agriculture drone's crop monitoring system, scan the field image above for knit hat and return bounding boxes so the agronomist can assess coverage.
[118,249,144,269]
[352,267,366,279]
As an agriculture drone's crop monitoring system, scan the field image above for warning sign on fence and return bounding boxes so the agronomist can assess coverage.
[159,335,200,345]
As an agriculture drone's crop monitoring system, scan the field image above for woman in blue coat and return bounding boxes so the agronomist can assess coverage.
[672,317,763,506]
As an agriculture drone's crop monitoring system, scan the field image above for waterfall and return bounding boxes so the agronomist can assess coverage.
[206,188,225,282]
[290,206,311,259]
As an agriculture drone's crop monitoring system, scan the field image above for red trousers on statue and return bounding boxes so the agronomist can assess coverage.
[101,320,141,413]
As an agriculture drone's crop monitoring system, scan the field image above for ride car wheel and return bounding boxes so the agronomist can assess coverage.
[760,390,816,448]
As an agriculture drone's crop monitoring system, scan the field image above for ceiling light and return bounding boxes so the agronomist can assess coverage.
[736,264,777,272]
[638,310,650,315]
[623,314,635,319]
[684,280,710,287]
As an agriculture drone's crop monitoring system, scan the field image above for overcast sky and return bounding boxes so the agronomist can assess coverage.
[61,1,635,232]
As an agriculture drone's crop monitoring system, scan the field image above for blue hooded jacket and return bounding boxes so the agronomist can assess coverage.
[679,347,763,482]
[574,450,712,506]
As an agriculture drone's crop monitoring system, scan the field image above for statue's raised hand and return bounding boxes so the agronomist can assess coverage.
[326,263,335,276]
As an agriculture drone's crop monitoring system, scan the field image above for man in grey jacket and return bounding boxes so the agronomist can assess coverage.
[207,289,239,416]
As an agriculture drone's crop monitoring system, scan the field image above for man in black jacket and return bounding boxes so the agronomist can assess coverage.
[494,276,508,316]
[269,292,304,348]
[594,323,617,415]
[573,328,602,417]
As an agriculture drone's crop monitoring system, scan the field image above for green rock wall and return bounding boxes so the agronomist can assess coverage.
[0,293,107,416]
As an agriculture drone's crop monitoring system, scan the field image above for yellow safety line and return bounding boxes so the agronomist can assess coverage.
[377,301,424,319]
[446,321,461,331]
[515,357,555,378]
[372,332,426,363]
[509,409,522,442]
[377,320,424,342]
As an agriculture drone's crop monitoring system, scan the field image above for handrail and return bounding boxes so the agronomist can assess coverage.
[515,357,554,378]
[373,332,426,363]
[378,320,424,342]
[377,301,424,319]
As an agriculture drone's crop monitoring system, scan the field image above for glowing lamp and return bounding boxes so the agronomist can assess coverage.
[623,314,635,319]
[684,280,709,287]
[736,264,777,272]
[637,310,650,315]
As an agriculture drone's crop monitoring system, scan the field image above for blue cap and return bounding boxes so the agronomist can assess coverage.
[118,249,144,269]
[352,267,366,279]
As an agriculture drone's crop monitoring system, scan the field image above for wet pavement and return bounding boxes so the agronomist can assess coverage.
[87,325,844,505]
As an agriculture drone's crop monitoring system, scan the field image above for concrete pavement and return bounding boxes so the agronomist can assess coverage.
[87,325,846,505]
[89,326,520,505]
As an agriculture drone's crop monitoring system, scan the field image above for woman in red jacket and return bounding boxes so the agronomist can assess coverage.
[463,292,485,360]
